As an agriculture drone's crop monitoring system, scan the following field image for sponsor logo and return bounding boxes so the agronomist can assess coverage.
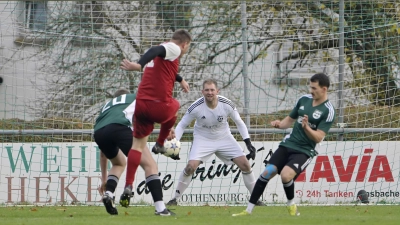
[312,109,322,119]
[297,116,316,128]
[296,148,394,182]
[2,143,397,204]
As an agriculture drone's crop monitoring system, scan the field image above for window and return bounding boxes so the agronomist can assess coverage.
[25,1,47,30]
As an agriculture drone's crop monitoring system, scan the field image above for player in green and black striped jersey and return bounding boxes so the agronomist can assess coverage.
[95,84,183,216]
[93,88,135,215]
[233,73,335,217]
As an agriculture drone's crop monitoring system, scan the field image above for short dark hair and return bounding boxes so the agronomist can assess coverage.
[310,73,330,88]
[113,88,130,98]
[172,29,192,44]
[203,78,219,89]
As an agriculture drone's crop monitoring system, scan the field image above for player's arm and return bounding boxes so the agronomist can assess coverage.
[167,127,176,140]
[271,97,300,129]
[303,108,335,143]
[100,151,108,183]
[176,74,189,93]
[302,115,327,143]
[230,108,257,159]
[176,74,183,82]
[120,46,166,71]
[271,116,296,129]
[230,109,250,140]
[174,112,195,141]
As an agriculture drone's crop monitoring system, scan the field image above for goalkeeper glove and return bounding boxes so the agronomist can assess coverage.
[244,138,256,160]
[170,153,180,160]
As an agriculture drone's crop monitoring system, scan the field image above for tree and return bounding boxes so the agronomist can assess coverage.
[32,1,187,121]
[341,1,400,106]
[31,1,282,121]
[268,1,400,106]
[30,1,399,122]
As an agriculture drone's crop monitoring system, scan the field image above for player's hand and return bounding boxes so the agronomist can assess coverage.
[120,59,142,71]
[167,128,176,140]
[98,182,106,196]
[180,79,190,93]
[170,153,180,160]
[246,152,255,160]
[271,120,281,128]
[302,115,309,128]
[245,143,257,160]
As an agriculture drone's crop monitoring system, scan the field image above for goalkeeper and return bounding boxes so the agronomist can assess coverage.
[167,78,263,206]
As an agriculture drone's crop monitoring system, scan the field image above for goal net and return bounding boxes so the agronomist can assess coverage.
[0,1,399,206]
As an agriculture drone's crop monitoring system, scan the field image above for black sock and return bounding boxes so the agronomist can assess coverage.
[283,180,294,201]
[249,176,269,204]
[146,174,163,202]
[106,175,119,193]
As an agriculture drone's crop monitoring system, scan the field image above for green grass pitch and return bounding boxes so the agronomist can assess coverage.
[0,205,398,225]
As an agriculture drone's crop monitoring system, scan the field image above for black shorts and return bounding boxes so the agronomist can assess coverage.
[93,124,132,159]
[268,145,312,180]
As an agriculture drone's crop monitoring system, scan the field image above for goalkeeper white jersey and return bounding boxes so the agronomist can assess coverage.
[175,95,250,141]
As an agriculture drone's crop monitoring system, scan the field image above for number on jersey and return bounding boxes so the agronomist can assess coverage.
[101,95,127,113]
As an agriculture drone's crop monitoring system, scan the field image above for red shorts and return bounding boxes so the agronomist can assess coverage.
[133,98,179,138]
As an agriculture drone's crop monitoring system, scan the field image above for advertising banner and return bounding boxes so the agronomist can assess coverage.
[0,141,398,205]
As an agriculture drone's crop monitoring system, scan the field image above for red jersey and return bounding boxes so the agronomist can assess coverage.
[136,42,181,102]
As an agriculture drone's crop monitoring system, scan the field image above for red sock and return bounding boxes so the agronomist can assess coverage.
[125,149,142,187]
[157,116,177,146]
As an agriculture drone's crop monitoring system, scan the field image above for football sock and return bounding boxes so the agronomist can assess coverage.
[146,174,166,212]
[249,176,269,204]
[157,116,177,146]
[242,170,256,193]
[106,175,119,193]
[287,199,295,206]
[154,201,165,213]
[125,149,142,187]
[174,169,192,200]
[283,179,295,204]
[246,176,269,213]
[105,191,114,198]
[146,174,163,201]
[246,203,255,213]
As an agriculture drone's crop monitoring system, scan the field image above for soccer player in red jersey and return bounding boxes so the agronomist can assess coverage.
[120,29,191,216]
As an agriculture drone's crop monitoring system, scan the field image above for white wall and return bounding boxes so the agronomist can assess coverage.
[0,2,46,121]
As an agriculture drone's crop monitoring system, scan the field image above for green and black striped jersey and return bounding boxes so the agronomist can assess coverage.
[280,94,335,157]
[94,93,136,132]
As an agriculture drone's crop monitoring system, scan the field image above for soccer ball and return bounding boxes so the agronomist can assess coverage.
[163,138,181,158]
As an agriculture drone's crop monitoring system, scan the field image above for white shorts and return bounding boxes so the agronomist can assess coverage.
[189,134,245,165]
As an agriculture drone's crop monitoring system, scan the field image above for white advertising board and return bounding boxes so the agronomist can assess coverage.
[0,141,398,205]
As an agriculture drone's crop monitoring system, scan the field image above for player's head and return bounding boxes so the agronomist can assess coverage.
[309,73,330,100]
[171,29,192,57]
[113,88,130,98]
[202,78,219,103]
